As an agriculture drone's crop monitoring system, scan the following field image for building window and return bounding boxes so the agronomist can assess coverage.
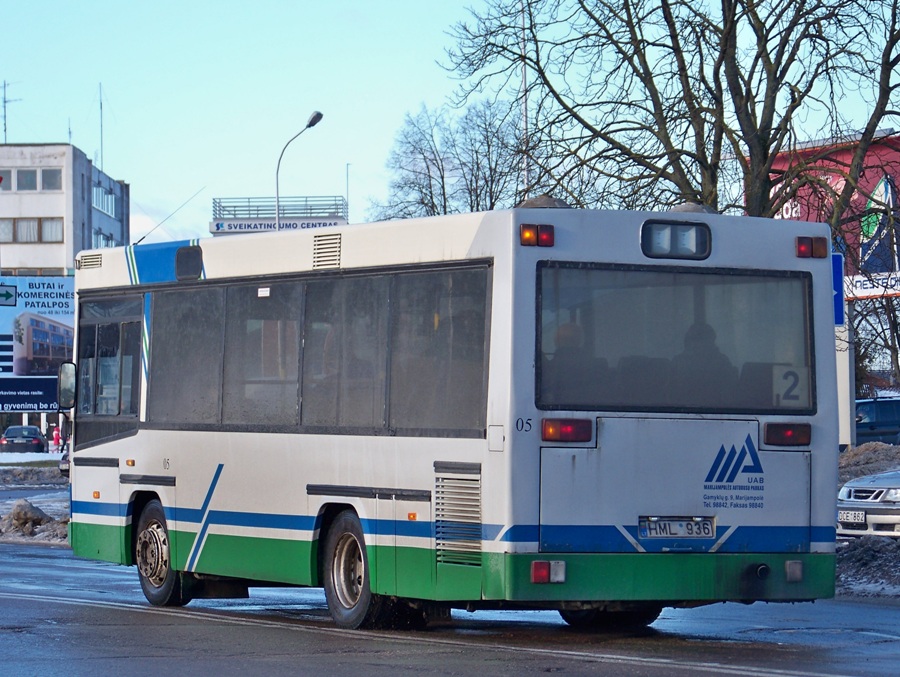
[16,218,39,242]
[92,228,119,248]
[92,185,116,217]
[42,168,63,191]
[0,217,65,243]
[41,218,64,242]
[0,169,10,191]
[17,169,37,191]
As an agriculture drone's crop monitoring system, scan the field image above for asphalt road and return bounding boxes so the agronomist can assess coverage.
[1,543,899,677]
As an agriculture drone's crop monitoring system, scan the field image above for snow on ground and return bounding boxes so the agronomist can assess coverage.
[2,449,899,598]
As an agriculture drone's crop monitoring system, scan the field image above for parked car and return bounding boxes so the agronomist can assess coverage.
[0,425,50,453]
[855,397,900,445]
[837,469,900,538]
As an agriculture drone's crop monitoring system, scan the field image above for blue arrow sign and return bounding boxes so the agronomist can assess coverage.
[832,253,845,326]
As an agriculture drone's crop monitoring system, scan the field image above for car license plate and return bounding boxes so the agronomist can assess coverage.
[639,517,714,538]
[838,510,866,523]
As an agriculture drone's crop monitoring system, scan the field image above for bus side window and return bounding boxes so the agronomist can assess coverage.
[301,277,388,428]
[390,268,487,432]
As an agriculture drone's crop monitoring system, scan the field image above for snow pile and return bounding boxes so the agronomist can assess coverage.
[0,498,69,543]
[836,536,900,596]
[838,442,900,485]
[0,465,69,545]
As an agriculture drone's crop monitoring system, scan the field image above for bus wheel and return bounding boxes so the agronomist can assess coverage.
[559,605,661,630]
[323,510,389,629]
[135,499,191,607]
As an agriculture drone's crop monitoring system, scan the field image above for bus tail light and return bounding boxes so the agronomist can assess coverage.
[520,224,555,246]
[531,560,566,584]
[542,418,593,442]
[796,237,829,258]
[764,423,811,446]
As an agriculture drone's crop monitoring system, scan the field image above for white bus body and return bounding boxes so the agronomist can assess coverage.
[63,207,839,629]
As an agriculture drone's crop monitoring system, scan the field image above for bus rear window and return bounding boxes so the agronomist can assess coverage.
[537,263,814,413]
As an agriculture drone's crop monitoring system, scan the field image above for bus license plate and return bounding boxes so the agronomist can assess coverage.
[639,517,714,538]
[838,510,866,523]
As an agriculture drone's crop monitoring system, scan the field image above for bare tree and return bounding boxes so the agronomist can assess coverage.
[371,100,534,219]
[371,107,452,220]
[447,0,900,222]
[449,99,525,211]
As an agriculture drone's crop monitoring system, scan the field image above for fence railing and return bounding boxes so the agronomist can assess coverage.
[212,196,348,220]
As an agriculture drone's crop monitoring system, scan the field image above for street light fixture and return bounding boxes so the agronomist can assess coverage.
[275,110,323,230]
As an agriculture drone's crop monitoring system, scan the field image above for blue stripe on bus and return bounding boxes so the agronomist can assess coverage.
[127,240,196,284]
[70,499,837,555]
[811,525,836,542]
[71,500,129,518]
[207,509,316,531]
[361,518,434,539]
[538,524,829,553]
[186,463,225,572]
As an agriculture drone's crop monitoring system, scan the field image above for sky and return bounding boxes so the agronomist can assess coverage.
[1,0,483,243]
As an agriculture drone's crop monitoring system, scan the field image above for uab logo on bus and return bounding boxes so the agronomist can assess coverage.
[704,434,764,486]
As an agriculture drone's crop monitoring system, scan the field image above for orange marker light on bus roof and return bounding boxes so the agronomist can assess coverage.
[520,224,554,246]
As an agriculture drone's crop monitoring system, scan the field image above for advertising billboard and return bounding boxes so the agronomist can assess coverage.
[0,276,75,412]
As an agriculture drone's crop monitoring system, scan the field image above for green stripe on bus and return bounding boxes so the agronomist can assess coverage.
[69,522,835,604]
[70,522,132,564]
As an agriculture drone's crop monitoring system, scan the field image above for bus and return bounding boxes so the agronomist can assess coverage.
[57,204,839,630]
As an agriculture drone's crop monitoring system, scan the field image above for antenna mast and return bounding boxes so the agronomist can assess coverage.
[2,81,22,144]
[99,83,104,170]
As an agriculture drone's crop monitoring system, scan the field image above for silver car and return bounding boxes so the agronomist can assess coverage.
[837,469,900,538]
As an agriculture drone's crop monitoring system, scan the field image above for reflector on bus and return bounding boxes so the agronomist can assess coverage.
[641,221,711,260]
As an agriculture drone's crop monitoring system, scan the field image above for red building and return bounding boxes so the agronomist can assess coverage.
[770,130,900,298]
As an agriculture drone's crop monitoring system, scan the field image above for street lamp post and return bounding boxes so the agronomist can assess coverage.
[275,110,323,230]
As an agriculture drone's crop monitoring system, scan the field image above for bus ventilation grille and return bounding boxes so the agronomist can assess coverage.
[312,233,341,269]
[435,472,482,566]
[76,253,103,270]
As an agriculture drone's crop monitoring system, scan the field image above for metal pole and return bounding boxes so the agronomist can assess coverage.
[275,111,323,230]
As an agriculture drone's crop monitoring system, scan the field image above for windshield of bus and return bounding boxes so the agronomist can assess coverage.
[537,263,814,413]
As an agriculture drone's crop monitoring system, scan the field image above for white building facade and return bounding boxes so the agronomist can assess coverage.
[0,143,129,275]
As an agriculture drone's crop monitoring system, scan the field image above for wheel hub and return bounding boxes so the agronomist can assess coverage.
[332,532,364,609]
[136,521,170,588]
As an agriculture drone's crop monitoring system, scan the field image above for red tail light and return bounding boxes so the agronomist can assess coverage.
[542,418,593,442]
[796,236,828,258]
[764,423,811,446]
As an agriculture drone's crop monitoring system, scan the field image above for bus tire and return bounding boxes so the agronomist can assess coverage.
[323,509,389,629]
[135,499,192,607]
[559,604,661,630]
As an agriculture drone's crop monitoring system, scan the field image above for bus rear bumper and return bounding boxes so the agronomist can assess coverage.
[486,552,835,603]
